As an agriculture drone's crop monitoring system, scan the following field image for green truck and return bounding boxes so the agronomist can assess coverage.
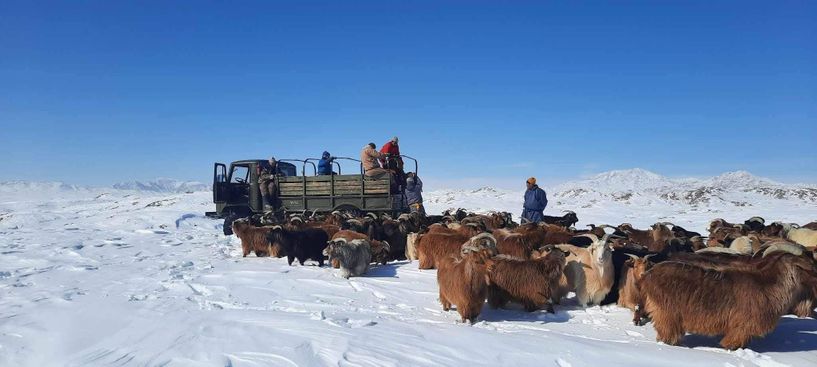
[207,156,417,234]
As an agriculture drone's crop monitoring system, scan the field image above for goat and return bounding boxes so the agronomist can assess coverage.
[232,218,284,258]
[744,216,766,232]
[323,238,372,278]
[406,232,420,261]
[416,232,471,269]
[542,211,579,228]
[637,252,817,349]
[617,254,656,312]
[331,230,390,266]
[485,247,568,312]
[267,226,329,266]
[618,223,675,252]
[554,234,616,306]
[437,233,498,323]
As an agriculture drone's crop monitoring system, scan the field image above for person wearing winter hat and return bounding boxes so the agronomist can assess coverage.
[317,151,337,175]
[380,136,405,186]
[521,177,548,223]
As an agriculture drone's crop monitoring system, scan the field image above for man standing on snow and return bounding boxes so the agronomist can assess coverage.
[521,177,548,223]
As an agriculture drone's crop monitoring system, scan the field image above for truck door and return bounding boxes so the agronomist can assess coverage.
[213,163,228,203]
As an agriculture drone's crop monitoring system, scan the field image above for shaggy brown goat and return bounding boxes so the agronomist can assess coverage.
[617,254,655,313]
[637,252,817,349]
[427,222,485,237]
[669,245,817,319]
[437,233,498,323]
[232,219,285,258]
[618,223,675,252]
[416,232,471,269]
[493,229,537,258]
[485,249,568,312]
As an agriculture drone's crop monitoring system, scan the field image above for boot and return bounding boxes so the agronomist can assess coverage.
[263,204,273,213]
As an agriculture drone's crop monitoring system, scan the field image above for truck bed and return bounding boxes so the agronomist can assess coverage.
[277,174,403,213]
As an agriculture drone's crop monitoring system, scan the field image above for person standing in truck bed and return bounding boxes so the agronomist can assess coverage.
[317,151,336,175]
[380,136,405,187]
[258,157,281,213]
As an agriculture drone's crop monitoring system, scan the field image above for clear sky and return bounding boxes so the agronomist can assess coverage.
[1,1,815,188]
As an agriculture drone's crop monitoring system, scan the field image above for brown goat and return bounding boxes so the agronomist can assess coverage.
[416,232,471,269]
[485,249,567,312]
[437,233,498,323]
[638,252,817,349]
[669,247,817,319]
[618,223,674,252]
[493,229,537,258]
[617,254,655,313]
[232,219,285,258]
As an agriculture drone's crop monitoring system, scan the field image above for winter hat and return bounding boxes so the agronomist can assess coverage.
[526,177,536,185]
[269,157,277,165]
[391,136,399,143]
[368,142,376,149]
[322,151,330,158]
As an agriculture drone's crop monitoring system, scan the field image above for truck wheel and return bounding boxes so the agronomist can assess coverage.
[223,213,240,235]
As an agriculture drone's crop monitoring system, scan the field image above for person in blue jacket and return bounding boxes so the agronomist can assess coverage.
[404,172,425,216]
[317,151,336,175]
[521,177,548,223]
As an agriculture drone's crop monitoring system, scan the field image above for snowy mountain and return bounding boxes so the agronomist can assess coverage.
[424,169,817,232]
[112,178,209,193]
[0,180,87,193]
[551,169,817,206]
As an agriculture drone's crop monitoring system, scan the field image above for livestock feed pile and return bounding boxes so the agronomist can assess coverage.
[2,175,817,366]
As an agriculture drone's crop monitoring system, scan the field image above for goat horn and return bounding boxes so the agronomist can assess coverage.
[624,253,640,260]
[644,254,657,261]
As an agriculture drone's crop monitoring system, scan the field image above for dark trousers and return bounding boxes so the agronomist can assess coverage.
[260,179,279,209]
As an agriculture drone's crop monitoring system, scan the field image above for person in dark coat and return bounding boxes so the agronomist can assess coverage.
[405,172,425,216]
[317,151,336,175]
[258,157,281,213]
[521,177,548,223]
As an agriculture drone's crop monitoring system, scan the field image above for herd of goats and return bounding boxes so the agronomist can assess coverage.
[229,209,817,350]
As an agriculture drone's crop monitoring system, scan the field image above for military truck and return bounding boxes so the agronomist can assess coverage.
[206,156,417,234]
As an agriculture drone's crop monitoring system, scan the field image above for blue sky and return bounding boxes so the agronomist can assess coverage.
[1,1,815,188]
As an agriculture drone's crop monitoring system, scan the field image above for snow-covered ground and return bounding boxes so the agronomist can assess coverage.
[1,171,816,366]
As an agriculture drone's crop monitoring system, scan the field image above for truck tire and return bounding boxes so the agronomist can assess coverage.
[223,213,239,236]
[222,206,252,235]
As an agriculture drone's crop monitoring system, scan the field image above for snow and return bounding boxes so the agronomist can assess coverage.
[112,178,209,193]
[1,170,816,366]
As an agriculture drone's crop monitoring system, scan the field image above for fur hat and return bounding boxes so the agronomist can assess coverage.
[526,177,536,185]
